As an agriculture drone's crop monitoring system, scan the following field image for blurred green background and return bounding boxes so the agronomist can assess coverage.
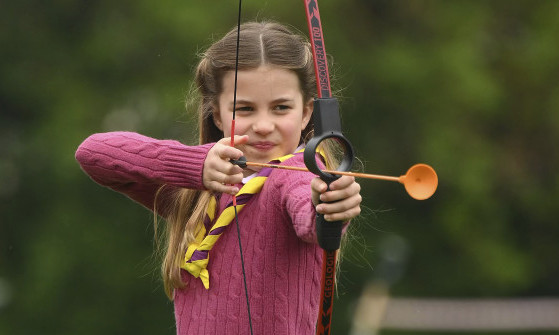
[1,0,558,334]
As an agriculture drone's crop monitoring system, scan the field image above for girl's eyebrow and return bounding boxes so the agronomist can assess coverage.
[271,97,295,104]
[228,99,252,108]
[228,97,295,108]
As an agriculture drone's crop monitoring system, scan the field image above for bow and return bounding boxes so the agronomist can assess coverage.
[302,1,355,334]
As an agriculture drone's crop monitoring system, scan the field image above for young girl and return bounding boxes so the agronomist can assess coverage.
[76,22,361,335]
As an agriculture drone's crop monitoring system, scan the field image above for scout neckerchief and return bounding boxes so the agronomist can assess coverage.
[181,149,305,289]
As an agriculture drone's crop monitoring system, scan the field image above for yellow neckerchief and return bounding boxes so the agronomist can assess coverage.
[181,149,305,289]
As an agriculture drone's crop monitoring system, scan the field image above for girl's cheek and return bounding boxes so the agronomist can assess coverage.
[231,122,250,136]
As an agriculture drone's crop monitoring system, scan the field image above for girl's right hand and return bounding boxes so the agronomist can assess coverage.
[203,135,249,195]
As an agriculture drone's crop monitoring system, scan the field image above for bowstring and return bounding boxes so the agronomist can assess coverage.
[230,0,254,334]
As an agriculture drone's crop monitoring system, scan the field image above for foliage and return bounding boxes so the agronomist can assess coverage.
[1,0,558,334]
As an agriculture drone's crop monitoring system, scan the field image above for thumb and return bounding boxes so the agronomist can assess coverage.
[310,177,328,207]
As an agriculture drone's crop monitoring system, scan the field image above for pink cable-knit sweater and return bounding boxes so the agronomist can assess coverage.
[75,132,323,335]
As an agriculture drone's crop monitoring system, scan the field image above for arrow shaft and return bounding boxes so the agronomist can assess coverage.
[244,161,401,182]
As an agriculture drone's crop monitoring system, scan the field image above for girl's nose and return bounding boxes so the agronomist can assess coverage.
[252,117,274,134]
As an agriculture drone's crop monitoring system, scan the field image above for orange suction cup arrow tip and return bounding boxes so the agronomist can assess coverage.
[398,164,438,200]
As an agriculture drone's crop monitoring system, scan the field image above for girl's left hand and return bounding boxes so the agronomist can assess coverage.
[311,176,362,222]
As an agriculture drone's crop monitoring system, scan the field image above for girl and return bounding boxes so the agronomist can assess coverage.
[76,22,361,335]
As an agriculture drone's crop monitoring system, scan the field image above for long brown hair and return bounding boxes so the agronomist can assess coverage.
[156,21,339,299]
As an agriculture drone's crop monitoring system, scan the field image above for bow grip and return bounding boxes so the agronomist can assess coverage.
[314,189,344,252]
[304,98,354,252]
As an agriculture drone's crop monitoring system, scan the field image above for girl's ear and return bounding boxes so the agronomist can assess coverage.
[212,105,223,131]
[301,98,313,130]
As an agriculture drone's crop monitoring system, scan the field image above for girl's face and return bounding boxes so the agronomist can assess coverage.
[214,65,313,171]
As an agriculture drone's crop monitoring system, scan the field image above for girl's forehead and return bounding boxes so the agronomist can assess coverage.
[226,65,296,80]
[221,66,303,98]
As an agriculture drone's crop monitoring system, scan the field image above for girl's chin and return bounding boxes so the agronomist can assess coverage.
[242,145,300,166]
[243,152,275,164]
[241,144,295,163]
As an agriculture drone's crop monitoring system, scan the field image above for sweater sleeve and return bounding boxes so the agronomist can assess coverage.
[271,155,319,244]
[75,131,213,212]
[272,154,352,245]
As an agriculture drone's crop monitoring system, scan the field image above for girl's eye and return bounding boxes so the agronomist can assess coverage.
[274,105,291,111]
[235,106,253,112]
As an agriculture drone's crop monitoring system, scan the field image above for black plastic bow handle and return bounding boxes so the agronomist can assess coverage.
[304,98,354,252]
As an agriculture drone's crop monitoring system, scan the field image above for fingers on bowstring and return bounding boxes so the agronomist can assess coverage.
[218,143,246,166]
[209,180,239,196]
[205,167,241,195]
[209,164,240,183]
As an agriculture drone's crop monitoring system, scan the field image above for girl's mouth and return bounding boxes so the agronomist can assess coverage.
[251,141,275,151]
